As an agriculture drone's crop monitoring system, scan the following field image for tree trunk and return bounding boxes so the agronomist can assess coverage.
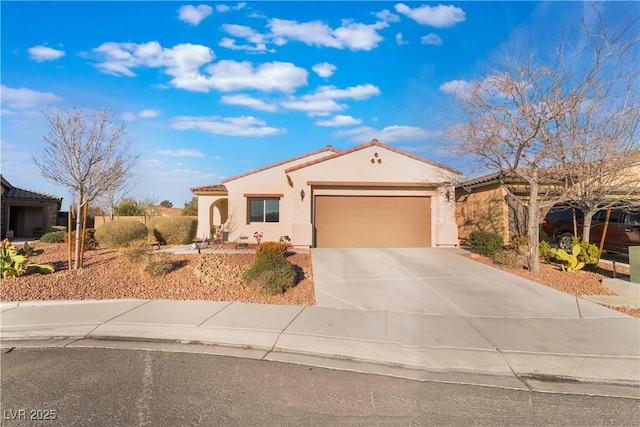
[582,213,593,244]
[73,192,84,270]
[527,181,541,274]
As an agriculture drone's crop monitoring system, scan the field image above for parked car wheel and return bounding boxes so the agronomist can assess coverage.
[556,233,574,251]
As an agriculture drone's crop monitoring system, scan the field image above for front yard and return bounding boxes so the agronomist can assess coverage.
[0,242,315,306]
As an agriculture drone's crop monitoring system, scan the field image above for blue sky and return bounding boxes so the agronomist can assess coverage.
[2,1,638,207]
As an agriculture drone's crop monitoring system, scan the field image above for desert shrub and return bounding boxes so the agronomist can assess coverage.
[243,253,296,295]
[492,249,525,268]
[571,237,599,269]
[40,231,66,243]
[256,241,287,259]
[539,240,556,262]
[64,229,99,250]
[120,240,151,264]
[469,230,504,258]
[147,217,197,245]
[139,252,175,277]
[94,220,148,248]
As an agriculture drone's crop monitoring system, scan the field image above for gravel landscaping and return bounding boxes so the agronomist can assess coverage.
[0,242,315,306]
[2,241,637,318]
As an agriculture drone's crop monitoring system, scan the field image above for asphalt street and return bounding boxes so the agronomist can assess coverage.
[1,347,638,426]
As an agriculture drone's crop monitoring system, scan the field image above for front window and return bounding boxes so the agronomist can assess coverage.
[248,198,280,223]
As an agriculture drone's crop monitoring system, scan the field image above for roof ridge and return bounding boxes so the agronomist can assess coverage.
[285,138,462,174]
[221,145,340,183]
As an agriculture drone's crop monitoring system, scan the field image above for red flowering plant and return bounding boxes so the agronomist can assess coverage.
[253,231,264,244]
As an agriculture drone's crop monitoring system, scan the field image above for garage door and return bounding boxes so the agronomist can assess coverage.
[315,196,431,248]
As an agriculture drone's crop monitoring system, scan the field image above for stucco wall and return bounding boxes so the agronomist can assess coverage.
[287,145,460,247]
[456,183,509,244]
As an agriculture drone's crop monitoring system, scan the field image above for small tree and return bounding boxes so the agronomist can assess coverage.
[159,200,173,208]
[115,198,144,216]
[33,107,139,269]
[182,196,198,216]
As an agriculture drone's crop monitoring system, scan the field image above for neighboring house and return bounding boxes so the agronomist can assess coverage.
[192,139,462,248]
[455,173,525,245]
[455,165,640,245]
[1,175,62,239]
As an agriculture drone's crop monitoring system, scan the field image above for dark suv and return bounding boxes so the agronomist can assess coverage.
[542,204,640,254]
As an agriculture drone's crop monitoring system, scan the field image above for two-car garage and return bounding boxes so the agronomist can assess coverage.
[314,195,432,248]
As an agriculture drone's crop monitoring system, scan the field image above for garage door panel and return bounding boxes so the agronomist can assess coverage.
[315,196,431,248]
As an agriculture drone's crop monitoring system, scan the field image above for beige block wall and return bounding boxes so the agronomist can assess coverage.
[456,183,509,244]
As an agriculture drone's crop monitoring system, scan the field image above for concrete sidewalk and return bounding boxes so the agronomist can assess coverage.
[1,299,638,398]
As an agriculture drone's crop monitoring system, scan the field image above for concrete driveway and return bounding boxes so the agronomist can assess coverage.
[311,248,626,318]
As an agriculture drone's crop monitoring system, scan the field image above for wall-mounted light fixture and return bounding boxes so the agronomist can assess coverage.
[443,181,452,202]
[300,189,305,201]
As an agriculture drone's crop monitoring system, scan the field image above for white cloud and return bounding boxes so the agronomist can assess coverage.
[158,149,205,157]
[395,33,408,45]
[93,42,308,94]
[178,4,213,25]
[312,62,337,78]
[0,85,62,109]
[280,98,345,116]
[375,9,400,22]
[216,4,231,12]
[221,94,277,112]
[28,45,65,62]
[140,158,164,168]
[395,3,466,28]
[121,109,162,121]
[139,109,161,118]
[421,33,443,46]
[93,41,214,83]
[439,80,473,96]
[315,115,362,127]
[268,18,385,51]
[205,60,307,92]
[334,125,441,142]
[171,116,285,137]
[121,112,137,122]
[219,24,274,53]
[306,84,380,101]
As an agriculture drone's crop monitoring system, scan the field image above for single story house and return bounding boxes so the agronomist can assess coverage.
[1,175,63,239]
[192,139,462,248]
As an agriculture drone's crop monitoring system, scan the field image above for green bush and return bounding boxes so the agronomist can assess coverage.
[256,241,287,259]
[539,240,556,262]
[40,231,66,243]
[571,237,599,268]
[94,220,148,248]
[469,230,504,258]
[243,253,296,295]
[140,252,175,277]
[147,217,197,245]
[120,240,151,264]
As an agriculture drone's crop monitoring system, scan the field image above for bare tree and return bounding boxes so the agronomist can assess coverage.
[33,107,139,269]
[446,4,638,273]
[557,8,640,243]
[98,180,134,220]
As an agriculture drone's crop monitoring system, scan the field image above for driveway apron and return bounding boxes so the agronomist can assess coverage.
[310,248,626,318]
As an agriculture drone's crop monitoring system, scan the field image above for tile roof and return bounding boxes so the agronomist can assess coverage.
[221,145,341,183]
[3,187,63,201]
[284,139,463,174]
[456,172,502,188]
[190,184,228,193]
[1,175,62,201]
